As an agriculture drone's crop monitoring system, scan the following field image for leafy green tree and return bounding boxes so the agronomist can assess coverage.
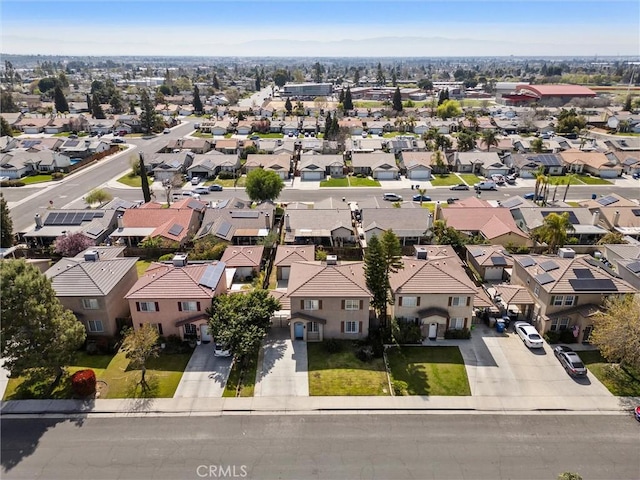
[557,108,586,134]
[417,78,433,91]
[207,290,281,366]
[343,87,353,111]
[591,295,640,372]
[38,76,60,94]
[0,116,12,137]
[121,325,159,390]
[313,62,324,83]
[623,95,632,112]
[189,236,228,260]
[284,97,292,114]
[438,89,449,105]
[84,188,112,207]
[91,92,105,119]
[193,84,203,114]
[0,193,14,247]
[109,92,124,114]
[436,99,462,119]
[273,69,288,88]
[596,231,628,245]
[392,87,403,112]
[245,168,284,203]
[537,212,575,253]
[480,129,498,152]
[0,260,86,385]
[456,132,476,152]
[139,89,158,134]
[53,86,69,113]
[431,219,467,249]
[0,92,19,113]
[530,137,544,153]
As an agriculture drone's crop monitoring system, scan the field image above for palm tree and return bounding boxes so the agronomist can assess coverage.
[530,137,544,153]
[538,212,575,253]
[480,129,498,152]
[562,173,574,202]
[533,166,546,204]
[431,150,446,175]
[417,187,427,206]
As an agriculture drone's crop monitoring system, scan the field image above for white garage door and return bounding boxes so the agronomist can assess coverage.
[409,170,431,180]
[376,171,396,180]
[302,171,324,180]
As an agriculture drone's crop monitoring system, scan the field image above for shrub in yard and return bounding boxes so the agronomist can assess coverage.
[218,170,236,180]
[544,331,561,344]
[71,369,96,397]
[1,180,25,187]
[158,253,174,261]
[323,338,343,353]
[355,345,374,362]
[444,328,471,340]
[392,380,408,396]
[367,325,389,358]
[51,172,64,180]
[559,330,577,344]
[392,318,423,344]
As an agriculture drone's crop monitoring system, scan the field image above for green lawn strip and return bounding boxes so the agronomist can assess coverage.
[575,174,612,185]
[222,353,259,397]
[387,346,471,396]
[430,174,464,187]
[419,202,449,212]
[251,133,284,139]
[117,172,142,187]
[21,175,57,185]
[307,341,389,396]
[320,177,349,187]
[383,132,418,138]
[457,173,483,186]
[192,131,213,138]
[547,175,584,186]
[212,176,246,187]
[348,176,380,187]
[578,350,640,396]
[566,201,582,207]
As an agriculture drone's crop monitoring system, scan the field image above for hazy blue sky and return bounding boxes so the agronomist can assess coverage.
[2,0,639,56]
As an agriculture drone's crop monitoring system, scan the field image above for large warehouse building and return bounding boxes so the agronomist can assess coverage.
[501,84,597,106]
[282,83,333,98]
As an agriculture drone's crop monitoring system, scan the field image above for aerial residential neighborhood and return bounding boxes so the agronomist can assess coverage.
[1,1,639,478]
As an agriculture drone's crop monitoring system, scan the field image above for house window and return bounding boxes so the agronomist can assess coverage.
[450,318,464,330]
[309,322,319,333]
[534,285,540,297]
[138,302,157,312]
[345,321,359,334]
[344,299,360,310]
[304,300,319,311]
[553,296,564,306]
[558,318,570,331]
[551,317,570,332]
[184,324,197,336]
[87,320,103,333]
[180,301,199,312]
[402,296,417,307]
[451,296,466,307]
[151,323,164,335]
[82,298,99,310]
[564,295,575,306]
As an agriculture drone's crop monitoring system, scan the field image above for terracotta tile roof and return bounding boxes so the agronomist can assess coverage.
[121,206,199,243]
[125,261,225,299]
[270,290,290,310]
[560,149,622,171]
[220,245,264,268]
[440,207,527,240]
[466,245,514,267]
[287,261,370,298]
[492,284,535,305]
[474,288,494,308]
[274,245,315,267]
[390,256,477,295]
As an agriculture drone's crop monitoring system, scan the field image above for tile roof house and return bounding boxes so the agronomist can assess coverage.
[24,209,119,247]
[298,154,344,180]
[511,206,609,244]
[437,198,530,247]
[109,198,207,247]
[602,244,640,291]
[125,257,228,341]
[505,153,565,177]
[149,152,195,183]
[283,208,354,246]
[287,258,371,341]
[465,244,514,281]
[245,154,291,180]
[510,253,636,343]
[453,152,507,176]
[351,152,398,180]
[560,149,622,178]
[45,247,138,337]
[400,151,433,180]
[164,138,212,154]
[273,245,315,280]
[579,194,640,241]
[361,207,432,246]
[219,245,264,281]
[194,198,274,244]
[187,153,240,179]
[345,137,385,155]
[389,245,479,339]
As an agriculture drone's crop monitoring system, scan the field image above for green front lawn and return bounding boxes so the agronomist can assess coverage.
[223,354,258,397]
[387,346,471,396]
[307,341,390,396]
[320,177,349,187]
[22,174,59,185]
[457,173,483,185]
[383,132,418,138]
[575,174,612,185]
[192,131,213,138]
[117,171,142,187]
[547,175,583,186]
[349,176,380,187]
[578,350,640,396]
[250,133,284,139]
[430,174,463,187]
[211,176,246,187]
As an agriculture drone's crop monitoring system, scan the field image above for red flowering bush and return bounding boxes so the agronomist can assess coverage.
[71,369,96,397]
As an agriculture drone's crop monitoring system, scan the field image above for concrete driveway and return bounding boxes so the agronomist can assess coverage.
[457,324,613,400]
[254,328,309,397]
[173,343,232,398]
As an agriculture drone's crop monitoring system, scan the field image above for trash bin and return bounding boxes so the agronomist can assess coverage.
[411,184,414,190]
[496,318,505,333]
[591,193,597,200]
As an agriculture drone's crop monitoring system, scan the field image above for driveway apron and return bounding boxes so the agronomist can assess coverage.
[173,343,232,398]
[254,328,309,397]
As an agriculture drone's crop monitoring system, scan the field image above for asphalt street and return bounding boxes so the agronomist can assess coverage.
[2,414,638,480]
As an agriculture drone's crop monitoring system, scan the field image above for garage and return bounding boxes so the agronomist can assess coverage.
[408,168,432,180]
[375,171,397,180]
[301,171,324,181]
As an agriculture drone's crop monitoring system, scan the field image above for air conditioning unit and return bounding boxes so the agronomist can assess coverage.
[558,248,575,259]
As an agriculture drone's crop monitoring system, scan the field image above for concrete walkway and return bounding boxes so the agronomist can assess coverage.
[173,343,232,398]
[254,329,309,397]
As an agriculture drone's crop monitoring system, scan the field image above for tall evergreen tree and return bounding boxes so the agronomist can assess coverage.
[91,93,105,119]
[86,93,92,111]
[53,86,69,113]
[139,154,152,203]
[343,86,353,111]
[212,73,220,90]
[364,235,388,325]
[392,87,403,112]
[0,193,13,247]
[139,89,157,134]
[330,115,339,139]
[192,84,203,114]
[324,112,332,140]
[353,69,360,85]
[284,97,293,114]
[376,62,385,86]
[0,116,13,138]
[339,88,345,104]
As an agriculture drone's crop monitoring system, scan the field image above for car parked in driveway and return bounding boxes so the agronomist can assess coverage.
[553,346,587,377]
[450,183,469,191]
[514,321,544,349]
[214,343,231,357]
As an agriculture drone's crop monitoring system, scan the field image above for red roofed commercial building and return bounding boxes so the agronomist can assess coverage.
[502,84,596,107]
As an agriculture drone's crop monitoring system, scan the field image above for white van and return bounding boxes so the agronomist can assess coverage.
[474,181,497,191]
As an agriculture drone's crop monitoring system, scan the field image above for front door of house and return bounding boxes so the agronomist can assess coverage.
[582,325,593,344]
[294,322,304,340]
[428,323,438,340]
[200,324,212,343]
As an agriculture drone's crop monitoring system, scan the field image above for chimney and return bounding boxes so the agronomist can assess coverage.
[172,253,188,267]
[84,250,100,262]
[414,245,428,260]
[427,213,434,231]
[117,215,124,229]
[285,213,290,231]
[265,212,270,229]
[35,213,42,229]
[591,211,600,226]
[613,211,620,227]
[326,255,338,265]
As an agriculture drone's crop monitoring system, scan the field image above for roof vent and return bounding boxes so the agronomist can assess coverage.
[558,248,575,259]
[84,250,100,262]
[173,253,188,267]
[326,255,338,265]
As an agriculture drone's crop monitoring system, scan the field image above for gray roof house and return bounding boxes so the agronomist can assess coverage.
[194,198,275,244]
[453,152,507,176]
[360,208,432,246]
[298,154,344,180]
[400,151,433,180]
[24,209,119,246]
[283,209,354,246]
[511,207,609,244]
[187,153,240,179]
[351,152,399,180]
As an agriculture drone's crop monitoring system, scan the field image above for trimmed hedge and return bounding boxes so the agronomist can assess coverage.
[71,369,97,397]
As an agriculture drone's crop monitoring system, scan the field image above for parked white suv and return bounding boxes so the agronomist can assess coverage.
[191,176,201,185]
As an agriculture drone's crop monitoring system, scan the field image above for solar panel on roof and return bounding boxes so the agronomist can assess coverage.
[43,212,58,226]
[216,221,233,238]
[632,209,640,217]
[199,262,225,289]
[187,199,203,210]
[501,197,524,209]
[490,256,508,266]
[569,278,617,291]
[65,140,79,147]
[231,211,260,218]
[539,260,559,272]
[597,195,618,206]
[535,272,555,285]
[519,256,536,267]
[85,224,104,236]
[168,224,184,236]
[627,261,640,274]
[573,268,594,279]
[541,210,579,225]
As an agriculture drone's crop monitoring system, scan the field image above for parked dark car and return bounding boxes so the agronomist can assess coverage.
[450,183,469,191]
[553,346,587,377]
[208,184,223,192]
[524,192,544,201]
[412,194,431,202]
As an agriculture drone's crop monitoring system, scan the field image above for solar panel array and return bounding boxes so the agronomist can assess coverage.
[535,272,555,285]
[44,211,104,226]
[627,261,640,274]
[573,268,594,279]
[568,278,617,291]
[539,260,559,272]
[519,256,536,268]
[216,221,233,238]
[187,199,203,210]
[597,195,619,206]
[168,224,184,236]
[85,224,105,236]
[541,210,579,225]
[199,262,225,289]
[531,154,562,167]
[22,140,40,148]
[65,140,80,147]
[491,256,508,266]
[632,209,640,217]
[501,197,523,209]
